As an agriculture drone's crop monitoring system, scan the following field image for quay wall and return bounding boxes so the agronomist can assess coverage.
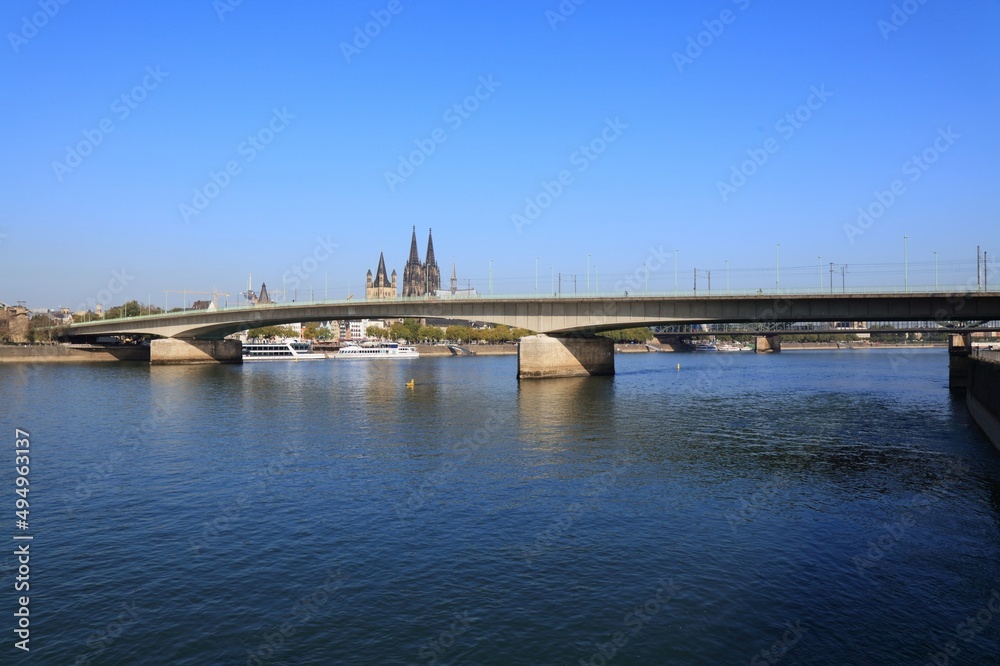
[968,355,1000,452]
[0,344,149,363]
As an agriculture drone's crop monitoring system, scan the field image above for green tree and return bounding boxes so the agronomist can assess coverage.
[106,300,161,319]
[388,321,408,340]
[402,318,421,341]
[869,325,905,343]
[366,325,388,339]
[247,325,299,340]
[418,325,444,342]
[597,327,653,343]
[303,322,333,340]
[27,314,56,342]
[446,325,476,343]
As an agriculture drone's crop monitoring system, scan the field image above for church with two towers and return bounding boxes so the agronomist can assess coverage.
[365,227,442,300]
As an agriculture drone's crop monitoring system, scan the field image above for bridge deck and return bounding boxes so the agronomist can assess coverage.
[61,292,1000,339]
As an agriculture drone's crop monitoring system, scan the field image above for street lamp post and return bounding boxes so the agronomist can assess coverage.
[645,262,648,295]
[587,254,591,293]
[489,259,493,295]
[934,251,938,289]
[903,235,908,292]
[674,249,678,296]
[818,256,822,291]
[725,260,729,293]
[775,243,780,293]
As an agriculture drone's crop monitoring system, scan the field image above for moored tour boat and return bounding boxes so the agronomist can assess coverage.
[243,339,326,361]
[334,341,419,359]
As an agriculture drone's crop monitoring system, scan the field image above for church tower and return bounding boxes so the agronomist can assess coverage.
[402,226,425,297]
[366,252,396,299]
[402,227,442,296]
[425,228,441,294]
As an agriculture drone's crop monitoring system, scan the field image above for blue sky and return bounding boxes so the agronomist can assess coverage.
[2,0,998,309]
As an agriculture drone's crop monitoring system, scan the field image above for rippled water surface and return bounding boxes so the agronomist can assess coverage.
[3,349,1000,664]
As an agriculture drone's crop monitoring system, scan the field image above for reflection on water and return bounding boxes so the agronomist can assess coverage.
[3,349,999,665]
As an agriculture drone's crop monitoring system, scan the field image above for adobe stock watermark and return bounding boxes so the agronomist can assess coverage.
[52,66,169,182]
[545,0,587,31]
[613,245,671,295]
[517,451,633,564]
[178,107,294,224]
[7,0,72,53]
[673,0,752,73]
[74,268,135,314]
[213,0,244,21]
[716,85,833,202]
[384,75,502,192]
[511,116,628,233]
[842,127,959,244]
[750,620,808,666]
[246,567,344,666]
[878,0,931,41]
[73,595,154,666]
[922,589,1000,666]
[282,236,340,297]
[852,457,968,578]
[415,610,477,666]
[577,579,681,666]
[340,0,405,63]
[724,474,789,534]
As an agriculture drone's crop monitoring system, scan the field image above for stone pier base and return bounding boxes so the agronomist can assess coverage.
[517,334,614,379]
[948,333,971,391]
[150,339,243,365]
[755,335,782,353]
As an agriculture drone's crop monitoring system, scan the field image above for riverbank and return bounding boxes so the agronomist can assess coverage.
[781,342,946,350]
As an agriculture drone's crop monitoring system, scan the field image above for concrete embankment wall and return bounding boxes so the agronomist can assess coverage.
[968,356,1000,451]
[413,344,519,357]
[0,344,150,363]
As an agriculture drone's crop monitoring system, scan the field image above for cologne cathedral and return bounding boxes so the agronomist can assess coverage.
[402,227,441,297]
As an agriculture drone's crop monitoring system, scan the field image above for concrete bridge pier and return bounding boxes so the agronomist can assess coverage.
[517,334,614,379]
[150,339,243,365]
[755,335,782,353]
[652,335,694,352]
[948,333,972,391]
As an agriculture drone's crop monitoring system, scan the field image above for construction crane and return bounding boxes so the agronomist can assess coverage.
[162,289,231,311]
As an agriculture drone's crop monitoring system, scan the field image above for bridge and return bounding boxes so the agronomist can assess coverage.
[59,290,1000,379]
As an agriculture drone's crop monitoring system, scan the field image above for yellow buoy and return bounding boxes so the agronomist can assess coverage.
[406,379,415,387]
[676,363,681,371]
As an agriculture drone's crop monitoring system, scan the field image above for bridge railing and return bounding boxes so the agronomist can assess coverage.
[973,349,1000,363]
[64,284,1000,328]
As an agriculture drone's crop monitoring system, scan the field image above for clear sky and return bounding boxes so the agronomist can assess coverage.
[2,0,998,310]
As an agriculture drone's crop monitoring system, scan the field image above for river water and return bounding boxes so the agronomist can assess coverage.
[2,349,999,665]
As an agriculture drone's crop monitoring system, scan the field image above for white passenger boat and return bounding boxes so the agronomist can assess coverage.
[717,343,752,352]
[334,341,419,359]
[243,339,326,361]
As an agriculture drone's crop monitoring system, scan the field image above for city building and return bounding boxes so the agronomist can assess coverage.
[402,227,441,297]
[366,253,397,300]
[0,302,29,343]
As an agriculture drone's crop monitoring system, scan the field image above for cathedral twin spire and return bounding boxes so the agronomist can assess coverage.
[402,227,441,297]
[367,228,440,299]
